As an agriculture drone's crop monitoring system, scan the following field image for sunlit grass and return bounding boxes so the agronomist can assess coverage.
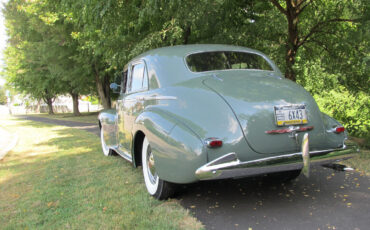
[27,112,99,124]
[0,116,203,230]
[344,149,370,176]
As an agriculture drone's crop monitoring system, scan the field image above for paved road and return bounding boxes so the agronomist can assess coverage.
[16,115,370,230]
[17,115,100,136]
[179,167,369,230]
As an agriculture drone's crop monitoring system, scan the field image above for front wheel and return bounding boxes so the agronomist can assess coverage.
[142,137,175,200]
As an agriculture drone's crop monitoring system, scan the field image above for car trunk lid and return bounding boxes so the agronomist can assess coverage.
[203,71,327,155]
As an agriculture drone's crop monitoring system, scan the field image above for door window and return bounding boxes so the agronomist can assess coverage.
[130,63,145,93]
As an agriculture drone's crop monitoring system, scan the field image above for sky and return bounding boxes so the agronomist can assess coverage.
[0,0,8,86]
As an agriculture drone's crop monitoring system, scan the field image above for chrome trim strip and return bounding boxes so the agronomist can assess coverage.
[265,125,314,134]
[183,49,277,74]
[141,95,177,101]
[195,137,359,181]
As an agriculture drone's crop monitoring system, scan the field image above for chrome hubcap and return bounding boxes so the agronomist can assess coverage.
[146,146,157,184]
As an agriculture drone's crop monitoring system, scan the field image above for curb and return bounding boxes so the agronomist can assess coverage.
[0,129,18,161]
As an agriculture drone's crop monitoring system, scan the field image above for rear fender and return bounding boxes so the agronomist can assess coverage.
[133,110,207,184]
[321,113,347,148]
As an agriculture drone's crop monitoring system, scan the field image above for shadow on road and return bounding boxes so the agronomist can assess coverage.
[179,166,369,230]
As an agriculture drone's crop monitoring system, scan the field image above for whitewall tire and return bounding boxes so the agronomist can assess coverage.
[142,136,175,199]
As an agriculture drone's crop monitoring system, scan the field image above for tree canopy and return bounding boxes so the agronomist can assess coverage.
[3,0,369,137]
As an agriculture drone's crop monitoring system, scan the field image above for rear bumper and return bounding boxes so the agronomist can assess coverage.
[195,135,359,181]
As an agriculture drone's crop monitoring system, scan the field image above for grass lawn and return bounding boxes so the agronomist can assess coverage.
[344,149,370,176]
[27,112,99,124]
[0,115,203,230]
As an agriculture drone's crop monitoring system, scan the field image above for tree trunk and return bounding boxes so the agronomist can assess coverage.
[36,100,41,113]
[285,0,299,82]
[71,92,81,116]
[183,26,191,44]
[94,63,111,109]
[45,97,54,115]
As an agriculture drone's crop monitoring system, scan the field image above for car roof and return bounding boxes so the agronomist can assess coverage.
[129,44,280,88]
[135,44,263,59]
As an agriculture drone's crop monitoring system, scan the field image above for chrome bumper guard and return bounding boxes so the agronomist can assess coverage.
[195,134,359,181]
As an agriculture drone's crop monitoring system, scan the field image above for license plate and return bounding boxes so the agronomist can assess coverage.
[274,104,308,126]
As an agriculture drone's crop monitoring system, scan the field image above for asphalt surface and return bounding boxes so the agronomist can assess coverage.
[178,167,369,230]
[17,115,370,230]
[17,115,100,136]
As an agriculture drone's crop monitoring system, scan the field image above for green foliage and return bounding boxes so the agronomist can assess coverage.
[314,89,369,138]
[4,0,95,110]
[3,0,368,136]
[0,86,7,104]
[297,61,369,138]
[296,61,339,95]
[82,96,99,105]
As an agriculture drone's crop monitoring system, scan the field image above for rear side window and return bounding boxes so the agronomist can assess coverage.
[129,62,147,93]
[186,51,273,72]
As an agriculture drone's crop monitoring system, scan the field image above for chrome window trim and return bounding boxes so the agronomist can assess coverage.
[126,60,149,94]
[183,50,277,74]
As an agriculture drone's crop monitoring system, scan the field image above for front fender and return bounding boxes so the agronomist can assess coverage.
[98,109,118,148]
[133,110,207,184]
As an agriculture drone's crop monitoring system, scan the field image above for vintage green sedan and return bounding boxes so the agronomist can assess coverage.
[98,44,358,199]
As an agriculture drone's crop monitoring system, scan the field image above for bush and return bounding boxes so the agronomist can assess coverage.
[314,88,369,138]
[297,61,369,139]
[83,96,100,105]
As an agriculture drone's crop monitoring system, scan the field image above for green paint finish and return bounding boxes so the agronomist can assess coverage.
[203,71,329,154]
[99,45,351,183]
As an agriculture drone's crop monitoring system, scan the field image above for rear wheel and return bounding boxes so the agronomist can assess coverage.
[142,137,175,200]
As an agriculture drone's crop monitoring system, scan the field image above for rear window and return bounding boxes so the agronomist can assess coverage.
[186,51,273,72]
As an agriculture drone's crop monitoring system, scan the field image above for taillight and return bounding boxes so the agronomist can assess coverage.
[205,138,223,148]
[334,126,345,133]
